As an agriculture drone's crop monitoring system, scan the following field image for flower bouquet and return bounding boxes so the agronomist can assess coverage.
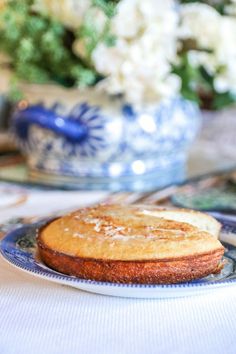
[0,0,235,190]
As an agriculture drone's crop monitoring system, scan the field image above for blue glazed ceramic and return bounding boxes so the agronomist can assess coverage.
[11,91,200,190]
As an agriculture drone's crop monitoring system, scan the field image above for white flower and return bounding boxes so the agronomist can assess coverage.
[179,3,221,49]
[33,0,91,29]
[225,0,236,16]
[112,0,141,39]
[179,3,236,95]
[92,0,179,105]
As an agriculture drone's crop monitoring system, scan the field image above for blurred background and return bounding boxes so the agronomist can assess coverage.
[0,0,235,191]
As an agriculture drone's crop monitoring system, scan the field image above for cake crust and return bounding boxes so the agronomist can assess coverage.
[37,205,224,284]
[37,238,223,284]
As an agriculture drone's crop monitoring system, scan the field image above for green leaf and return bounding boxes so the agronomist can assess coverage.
[92,0,117,18]
[71,66,97,87]
[0,0,99,91]
[8,78,24,102]
[213,92,236,110]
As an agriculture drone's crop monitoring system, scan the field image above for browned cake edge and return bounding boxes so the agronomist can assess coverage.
[37,232,224,284]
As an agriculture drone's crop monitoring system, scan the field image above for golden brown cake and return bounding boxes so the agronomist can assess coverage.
[37,204,224,284]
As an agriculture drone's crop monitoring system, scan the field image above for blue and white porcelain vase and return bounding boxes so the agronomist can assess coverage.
[11,86,200,191]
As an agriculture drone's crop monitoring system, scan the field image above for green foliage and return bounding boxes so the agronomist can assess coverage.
[8,77,24,102]
[173,54,201,104]
[92,0,117,17]
[173,54,236,109]
[0,0,98,88]
[0,0,235,109]
[212,92,236,110]
[76,0,117,62]
[77,16,116,62]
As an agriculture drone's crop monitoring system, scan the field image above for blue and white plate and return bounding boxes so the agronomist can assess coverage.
[1,217,236,299]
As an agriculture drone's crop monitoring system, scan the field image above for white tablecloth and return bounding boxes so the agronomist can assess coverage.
[1,189,236,354]
[1,258,236,354]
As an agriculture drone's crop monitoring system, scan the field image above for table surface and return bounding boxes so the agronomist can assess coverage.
[0,109,236,354]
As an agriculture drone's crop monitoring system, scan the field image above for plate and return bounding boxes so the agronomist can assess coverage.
[1,217,236,298]
[171,169,236,213]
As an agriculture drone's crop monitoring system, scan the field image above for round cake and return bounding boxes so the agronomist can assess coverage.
[37,204,224,284]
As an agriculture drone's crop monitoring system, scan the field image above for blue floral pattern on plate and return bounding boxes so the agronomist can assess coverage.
[1,216,236,298]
